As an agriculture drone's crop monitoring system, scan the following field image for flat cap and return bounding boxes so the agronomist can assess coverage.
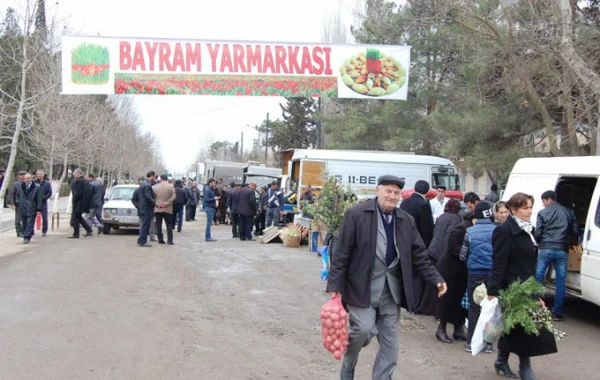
[18,170,27,175]
[377,175,405,189]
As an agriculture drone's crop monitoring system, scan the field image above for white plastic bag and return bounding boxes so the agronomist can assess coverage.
[471,297,499,356]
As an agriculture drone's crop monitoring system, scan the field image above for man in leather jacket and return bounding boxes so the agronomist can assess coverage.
[137,171,157,247]
[535,190,579,321]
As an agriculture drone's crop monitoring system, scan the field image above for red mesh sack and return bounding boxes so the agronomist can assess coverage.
[320,295,349,360]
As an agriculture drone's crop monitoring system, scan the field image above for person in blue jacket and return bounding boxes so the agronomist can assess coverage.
[463,202,497,356]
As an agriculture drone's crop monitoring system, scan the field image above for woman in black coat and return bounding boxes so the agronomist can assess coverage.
[488,192,557,379]
[418,199,462,316]
[433,215,470,344]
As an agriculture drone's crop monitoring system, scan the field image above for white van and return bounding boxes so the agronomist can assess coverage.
[503,156,600,307]
[282,149,462,206]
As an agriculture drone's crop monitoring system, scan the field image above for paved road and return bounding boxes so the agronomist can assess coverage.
[0,216,598,379]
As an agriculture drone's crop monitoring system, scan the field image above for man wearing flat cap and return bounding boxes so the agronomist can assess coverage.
[9,170,28,237]
[327,175,447,380]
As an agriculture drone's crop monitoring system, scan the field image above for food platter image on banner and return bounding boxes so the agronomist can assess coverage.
[61,35,411,100]
[337,47,409,99]
[334,45,410,100]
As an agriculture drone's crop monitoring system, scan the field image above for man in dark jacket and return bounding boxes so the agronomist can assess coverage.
[227,183,241,238]
[84,174,104,235]
[218,185,229,225]
[137,171,157,247]
[400,180,435,312]
[173,179,188,233]
[254,185,268,236]
[185,181,200,221]
[535,190,579,321]
[327,175,446,380]
[35,170,52,237]
[9,170,26,237]
[14,173,41,244]
[400,180,435,247]
[203,179,217,242]
[238,182,258,241]
[69,168,93,239]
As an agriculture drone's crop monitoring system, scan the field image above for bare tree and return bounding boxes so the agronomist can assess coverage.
[0,0,56,217]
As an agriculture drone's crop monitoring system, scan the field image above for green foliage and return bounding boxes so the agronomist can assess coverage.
[499,276,565,339]
[305,175,356,234]
[499,277,546,336]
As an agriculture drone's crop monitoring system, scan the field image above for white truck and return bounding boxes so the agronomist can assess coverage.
[502,156,600,307]
[281,149,462,207]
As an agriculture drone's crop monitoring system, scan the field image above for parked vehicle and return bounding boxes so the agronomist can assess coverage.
[281,149,463,207]
[502,156,600,307]
[102,184,139,234]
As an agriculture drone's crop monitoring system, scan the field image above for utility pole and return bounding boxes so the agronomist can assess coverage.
[265,113,269,163]
[240,131,244,160]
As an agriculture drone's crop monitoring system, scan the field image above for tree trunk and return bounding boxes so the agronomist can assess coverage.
[525,78,562,156]
[556,0,600,96]
[0,35,30,220]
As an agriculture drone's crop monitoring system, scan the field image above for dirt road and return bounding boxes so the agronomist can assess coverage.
[0,216,598,379]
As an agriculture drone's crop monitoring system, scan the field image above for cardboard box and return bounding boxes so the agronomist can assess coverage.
[568,245,582,272]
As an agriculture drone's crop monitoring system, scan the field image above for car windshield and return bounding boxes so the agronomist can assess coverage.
[110,187,136,201]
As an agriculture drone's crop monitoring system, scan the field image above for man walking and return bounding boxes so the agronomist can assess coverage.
[238,182,258,241]
[218,185,229,225]
[327,175,446,380]
[137,171,157,247]
[173,179,188,233]
[185,181,200,221]
[9,170,26,237]
[14,173,41,244]
[69,168,93,239]
[203,179,218,242]
[34,170,52,237]
[228,183,241,238]
[254,185,267,236]
[84,174,104,235]
[153,174,176,245]
[535,190,579,321]
[266,181,284,228]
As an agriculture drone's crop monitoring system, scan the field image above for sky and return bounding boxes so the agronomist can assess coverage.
[2,0,374,172]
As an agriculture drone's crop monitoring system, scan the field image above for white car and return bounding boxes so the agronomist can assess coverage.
[102,185,139,234]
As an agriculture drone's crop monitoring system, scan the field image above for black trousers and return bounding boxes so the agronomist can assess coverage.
[21,213,35,240]
[186,205,197,221]
[39,204,48,234]
[254,211,266,234]
[239,215,253,240]
[219,206,228,223]
[467,274,489,344]
[70,211,91,237]
[155,212,173,243]
[231,213,239,237]
[14,207,23,236]
[137,208,154,245]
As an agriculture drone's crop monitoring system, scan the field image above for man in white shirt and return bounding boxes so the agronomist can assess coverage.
[430,185,449,222]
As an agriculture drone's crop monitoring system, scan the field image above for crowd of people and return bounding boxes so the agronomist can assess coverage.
[129,172,290,247]
[327,178,577,380]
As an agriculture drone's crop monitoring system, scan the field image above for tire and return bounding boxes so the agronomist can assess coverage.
[103,225,111,235]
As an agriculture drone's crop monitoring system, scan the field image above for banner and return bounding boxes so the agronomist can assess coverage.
[61,36,411,100]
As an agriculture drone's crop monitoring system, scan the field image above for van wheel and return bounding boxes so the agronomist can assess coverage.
[103,225,111,235]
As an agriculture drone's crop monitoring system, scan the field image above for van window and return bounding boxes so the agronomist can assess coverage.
[432,173,460,191]
[556,177,597,232]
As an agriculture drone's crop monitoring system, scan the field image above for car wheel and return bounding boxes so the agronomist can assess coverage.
[103,225,111,235]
